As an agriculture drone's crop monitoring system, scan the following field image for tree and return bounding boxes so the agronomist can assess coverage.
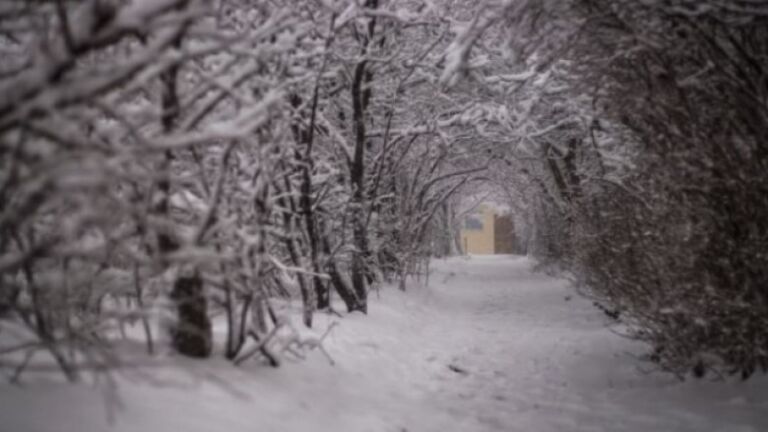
[506,0,768,378]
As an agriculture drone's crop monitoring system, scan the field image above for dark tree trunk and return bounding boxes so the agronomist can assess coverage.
[170,275,212,358]
[158,30,211,358]
[289,88,331,312]
[347,1,378,313]
[273,176,314,328]
[320,232,365,312]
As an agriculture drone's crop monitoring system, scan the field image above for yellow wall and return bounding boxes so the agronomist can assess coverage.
[460,205,495,255]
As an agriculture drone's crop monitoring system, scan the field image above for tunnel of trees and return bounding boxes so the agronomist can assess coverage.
[0,0,766,381]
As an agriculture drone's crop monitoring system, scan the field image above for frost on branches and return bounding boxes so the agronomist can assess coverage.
[1,0,766,386]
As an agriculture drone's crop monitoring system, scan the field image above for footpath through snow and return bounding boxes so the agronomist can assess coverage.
[2,255,767,432]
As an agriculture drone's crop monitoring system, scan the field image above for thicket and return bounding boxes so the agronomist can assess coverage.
[516,0,768,378]
[0,0,508,381]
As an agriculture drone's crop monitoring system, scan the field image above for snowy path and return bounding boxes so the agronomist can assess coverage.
[2,255,767,432]
[363,255,767,432]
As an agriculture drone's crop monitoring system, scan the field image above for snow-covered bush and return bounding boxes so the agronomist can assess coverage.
[0,0,310,377]
[0,0,509,380]
[513,0,768,379]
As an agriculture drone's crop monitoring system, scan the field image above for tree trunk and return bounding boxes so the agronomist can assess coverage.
[158,32,211,358]
[320,232,364,312]
[348,1,378,312]
[169,275,212,358]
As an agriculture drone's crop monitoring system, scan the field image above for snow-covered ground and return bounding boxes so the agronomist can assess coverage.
[2,255,767,432]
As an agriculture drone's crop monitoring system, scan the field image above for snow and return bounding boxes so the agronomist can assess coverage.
[2,255,767,431]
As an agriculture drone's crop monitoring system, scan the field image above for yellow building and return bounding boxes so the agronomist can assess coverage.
[460,204,515,255]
